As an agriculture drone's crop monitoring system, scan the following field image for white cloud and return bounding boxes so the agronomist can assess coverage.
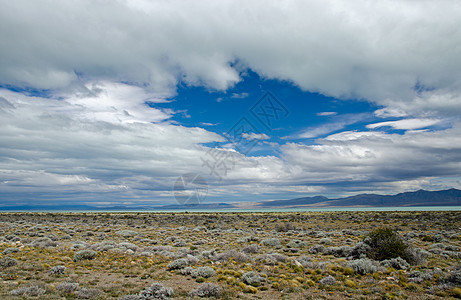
[317,112,337,116]
[231,92,249,99]
[367,118,441,130]
[1,0,460,114]
[298,113,370,139]
[242,133,270,140]
[1,1,461,203]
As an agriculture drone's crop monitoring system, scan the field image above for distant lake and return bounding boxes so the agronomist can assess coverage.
[4,206,461,213]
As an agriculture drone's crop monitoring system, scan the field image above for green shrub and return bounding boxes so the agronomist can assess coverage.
[364,227,408,261]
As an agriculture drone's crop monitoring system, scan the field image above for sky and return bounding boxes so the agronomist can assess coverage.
[1,0,461,208]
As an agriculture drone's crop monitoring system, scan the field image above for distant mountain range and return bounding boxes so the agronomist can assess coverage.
[232,188,461,209]
[1,188,460,211]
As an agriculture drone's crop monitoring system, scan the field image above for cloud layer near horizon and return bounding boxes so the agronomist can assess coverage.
[1,0,461,205]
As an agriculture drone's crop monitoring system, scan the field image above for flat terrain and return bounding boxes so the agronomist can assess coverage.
[0,211,460,299]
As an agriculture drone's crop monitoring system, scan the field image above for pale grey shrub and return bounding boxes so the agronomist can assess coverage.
[295,256,312,267]
[287,239,308,248]
[319,275,336,285]
[118,242,139,252]
[308,244,325,254]
[180,266,194,275]
[0,257,18,269]
[185,254,199,265]
[2,247,20,255]
[74,250,97,262]
[191,266,216,278]
[381,257,410,270]
[56,282,80,293]
[116,230,139,237]
[261,238,281,247]
[319,237,332,245]
[167,258,188,270]
[49,265,66,275]
[119,295,141,300]
[241,244,260,254]
[213,250,249,262]
[31,237,58,248]
[9,285,46,297]
[348,258,384,275]
[242,271,266,286]
[189,283,222,298]
[75,287,103,299]
[139,282,173,299]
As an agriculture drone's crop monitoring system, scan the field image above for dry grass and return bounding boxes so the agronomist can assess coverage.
[0,211,459,299]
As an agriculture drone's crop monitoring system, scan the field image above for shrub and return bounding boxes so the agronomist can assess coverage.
[308,244,325,254]
[49,265,67,275]
[0,257,18,269]
[381,257,410,270]
[287,239,308,248]
[406,247,431,265]
[319,237,332,245]
[364,227,409,261]
[56,282,80,293]
[74,250,97,262]
[241,244,260,253]
[319,275,336,285]
[213,250,249,262]
[167,258,188,270]
[75,287,103,299]
[139,282,173,299]
[116,230,139,237]
[349,241,370,259]
[446,269,461,285]
[191,266,216,278]
[119,296,141,300]
[242,271,266,286]
[9,285,46,297]
[2,247,20,255]
[347,258,383,275]
[180,267,193,275]
[189,283,222,298]
[31,237,58,248]
[261,238,281,247]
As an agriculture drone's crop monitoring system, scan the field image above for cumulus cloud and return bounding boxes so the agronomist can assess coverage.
[242,133,270,140]
[1,0,461,112]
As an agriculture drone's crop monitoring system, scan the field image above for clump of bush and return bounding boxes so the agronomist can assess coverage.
[381,257,410,270]
[347,258,384,275]
[0,257,18,269]
[287,239,308,248]
[241,244,260,254]
[9,285,46,297]
[115,230,139,237]
[363,227,419,264]
[191,266,216,278]
[189,283,222,298]
[319,275,336,285]
[242,271,266,286]
[74,250,97,262]
[167,258,188,270]
[261,238,281,247]
[56,282,80,293]
[2,247,20,255]
[49,265,66,275]
[139,282,173,299]
[75,287,103,299]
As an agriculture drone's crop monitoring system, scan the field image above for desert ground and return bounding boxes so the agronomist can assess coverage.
[0,211,460,299]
